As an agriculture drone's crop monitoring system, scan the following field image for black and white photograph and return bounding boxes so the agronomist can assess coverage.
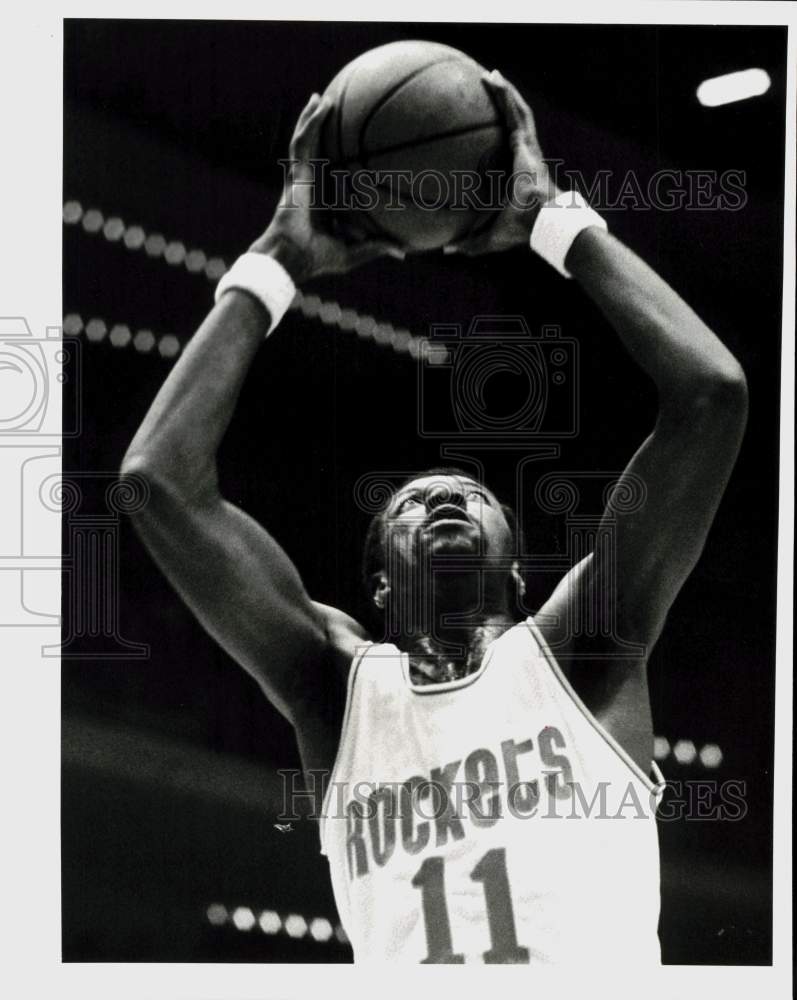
[0,5,793,998]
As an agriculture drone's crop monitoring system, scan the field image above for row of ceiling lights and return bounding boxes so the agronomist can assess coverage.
[63,199,426,358]
[205,903,348,945]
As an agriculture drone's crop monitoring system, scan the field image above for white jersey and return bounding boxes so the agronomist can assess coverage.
[319,617,664,966]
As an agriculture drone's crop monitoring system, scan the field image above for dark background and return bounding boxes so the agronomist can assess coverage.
[62,20,785,964]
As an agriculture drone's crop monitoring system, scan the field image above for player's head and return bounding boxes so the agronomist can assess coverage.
[362,467,525,615]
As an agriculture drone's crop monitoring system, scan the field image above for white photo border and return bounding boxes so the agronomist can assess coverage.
[0,3,792,998]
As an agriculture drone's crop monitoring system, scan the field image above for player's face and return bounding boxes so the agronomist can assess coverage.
[383,475,513,562]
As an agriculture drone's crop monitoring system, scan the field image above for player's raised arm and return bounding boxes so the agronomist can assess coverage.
[120,94,401,724]
[561,228,747,646]
[452,71,748,651]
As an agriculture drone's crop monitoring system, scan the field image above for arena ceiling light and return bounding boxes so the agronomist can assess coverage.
[231,906,256,931]
[696,68,771,107]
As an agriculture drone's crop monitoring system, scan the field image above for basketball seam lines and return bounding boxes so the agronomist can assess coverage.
[355,56,463,164]
[358,119,502,165]
[337,120,506,244]
[330,57,504,244]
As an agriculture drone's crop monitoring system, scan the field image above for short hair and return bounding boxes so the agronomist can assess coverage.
[361,466,523,597]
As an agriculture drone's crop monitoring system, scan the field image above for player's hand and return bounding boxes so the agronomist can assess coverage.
[251,94,405,283]
[445,70,563,256]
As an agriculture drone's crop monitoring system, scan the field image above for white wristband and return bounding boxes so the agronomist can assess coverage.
[530,190,608,278]
[214,252,297,335]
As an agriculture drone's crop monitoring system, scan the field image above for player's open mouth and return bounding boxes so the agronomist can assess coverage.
[425,518,474,529]
[422,516,477,535]
[422,508,475,533]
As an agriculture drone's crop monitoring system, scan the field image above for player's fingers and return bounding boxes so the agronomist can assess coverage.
[289,100,322,162]
[486,70,537,150]
[289,93,321,146]
[289,94,331,161]
[484,72,533,160]
[444,234,488,257]
[507,83,537,138]
[500,75,537,135]
[347,239,406,265]
[342,219,405,257]
[482,70,521,132]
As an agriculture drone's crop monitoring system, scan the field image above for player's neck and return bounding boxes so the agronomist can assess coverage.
[402,616,512,684]
[384,568,517,680]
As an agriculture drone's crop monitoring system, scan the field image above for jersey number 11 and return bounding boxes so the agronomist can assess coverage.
[411,847,530,964]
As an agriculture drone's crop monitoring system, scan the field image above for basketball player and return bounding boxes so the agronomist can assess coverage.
[121,72,748,965]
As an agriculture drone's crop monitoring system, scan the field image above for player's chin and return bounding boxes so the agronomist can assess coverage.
[422,520,480,550]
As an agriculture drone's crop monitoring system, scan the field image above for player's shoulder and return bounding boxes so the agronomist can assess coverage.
[534,553,594,659]
[290,605,370,773]
[312,602,371,664]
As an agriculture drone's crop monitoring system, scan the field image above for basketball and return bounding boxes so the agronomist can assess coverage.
[319,41,510,251]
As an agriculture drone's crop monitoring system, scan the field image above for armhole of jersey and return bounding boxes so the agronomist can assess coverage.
[319,642,371,855]
[526,616,662,799]
[650,759,666,806]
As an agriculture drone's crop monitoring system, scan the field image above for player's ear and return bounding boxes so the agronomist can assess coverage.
[511,560,526,600]
[371,572,390,610]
